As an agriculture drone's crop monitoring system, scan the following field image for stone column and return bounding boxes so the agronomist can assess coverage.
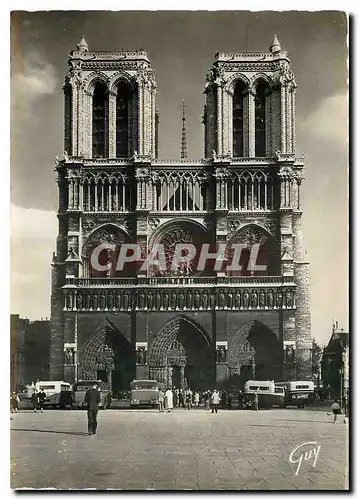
[108,90,117,158]
[247,90,256,157]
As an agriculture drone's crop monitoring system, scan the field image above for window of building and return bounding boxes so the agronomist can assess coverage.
[116,82,129,158]
[233,81,246,157]
[255,82,267,157]
[92,82,107,158]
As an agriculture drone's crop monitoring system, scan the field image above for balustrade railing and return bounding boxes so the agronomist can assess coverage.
[65,275,294,287]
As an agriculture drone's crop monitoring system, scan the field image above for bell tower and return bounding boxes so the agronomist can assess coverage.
[203,34,296,159]
[63,36,158,159]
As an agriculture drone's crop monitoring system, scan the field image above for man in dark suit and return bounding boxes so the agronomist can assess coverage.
[84,383,102,435]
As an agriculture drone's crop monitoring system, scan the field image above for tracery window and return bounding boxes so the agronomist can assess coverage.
[233,81,246,157]
[255,82,267,157]
[116,82,129,158]
[92,82,107,158]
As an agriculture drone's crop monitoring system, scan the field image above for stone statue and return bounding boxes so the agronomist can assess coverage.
[163,293,169,310]
[194,291,201,309]
[267,290,274,309]
[100,293,106,310]
[116,292,122,310]
[67,292,73,310]
[171,292,177,310]
[286,290,292,307]
[93,294,98,311]
[251,290,258,309]
[243,291,249,309]
[227,292,233,309]
[139,292,145,309]
[147,292,153,310]
[235,292,241,309]
[156,292,161,310]
[187,291,193,309]
[133,150,138,160]
[259,290,266,308]
[202,292,208,310]
[108,293,114,310]
[76,293,83,310]
[178,292,185,310]
[210,293,216,309]
[64,348,72,365]
[212,150,217,160]
[218,291,225,309]
[123,293,129,310]
[276,291,283,308]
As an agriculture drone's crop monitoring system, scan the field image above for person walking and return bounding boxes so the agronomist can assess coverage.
[38,389,47,413]
[193,391,200,407]
[329,400,342,423]
[205,391,211,411]
[165,388,173,412]
[10,392,20,414]
[254,391,259,411]
[185,391,192,410]
[211,389,220,414]
[157,389,165,413]
[31,390,38,413]
[84,383,101,435]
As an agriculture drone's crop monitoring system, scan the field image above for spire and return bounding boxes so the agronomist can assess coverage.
[269,33,282,53]
[77,35,89,52]
[181,100,188,159]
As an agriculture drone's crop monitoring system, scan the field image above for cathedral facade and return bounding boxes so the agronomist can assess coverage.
[50,35,312,391]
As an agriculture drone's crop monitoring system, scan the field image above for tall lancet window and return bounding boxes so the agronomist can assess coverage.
[116,82,129,158]
[233,81,246,157]
[255,82,267,157]
[92,82,107,158]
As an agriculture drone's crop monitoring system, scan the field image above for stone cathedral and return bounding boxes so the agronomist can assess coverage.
[50,35,312,391]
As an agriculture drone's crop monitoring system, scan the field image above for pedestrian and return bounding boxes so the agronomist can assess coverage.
[228,392,232,410]
[328,400,342,423]
[165,388,173,412]
[31,390,38,413]
[211,389,220,414]
[84,383,101,435]
[205,391,211,411]
[157,389,165,413]
[38,388,47,413]
[10,392,20,414]
[254,391,259,411]
[185,391,191,410]
[193,391,200,407]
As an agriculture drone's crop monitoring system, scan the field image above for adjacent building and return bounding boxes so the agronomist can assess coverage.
[50,35,312,391]
[321,322,349,400]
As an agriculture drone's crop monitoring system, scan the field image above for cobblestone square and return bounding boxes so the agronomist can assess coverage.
[11,408,349,490]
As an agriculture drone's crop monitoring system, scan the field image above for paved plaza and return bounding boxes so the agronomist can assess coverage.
[11,408,349,490]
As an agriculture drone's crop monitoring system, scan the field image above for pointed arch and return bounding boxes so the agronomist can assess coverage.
[92,80,108,157]
[227,320,282,381]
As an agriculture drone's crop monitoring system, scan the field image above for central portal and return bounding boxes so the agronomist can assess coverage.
[148,316,215,390]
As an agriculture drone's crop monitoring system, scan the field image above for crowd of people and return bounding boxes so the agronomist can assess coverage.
[156,388,223,413]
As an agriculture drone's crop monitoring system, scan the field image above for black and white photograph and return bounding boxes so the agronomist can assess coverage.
[10,9,349,491]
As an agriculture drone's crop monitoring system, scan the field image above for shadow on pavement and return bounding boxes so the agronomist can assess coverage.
[11,429,89,436]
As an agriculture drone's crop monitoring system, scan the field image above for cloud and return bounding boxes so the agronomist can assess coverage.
[12,51,58,117]
[11,205,57,319]
[298,92,348,147]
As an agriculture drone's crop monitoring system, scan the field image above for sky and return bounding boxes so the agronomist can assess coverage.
[10,10,348,345]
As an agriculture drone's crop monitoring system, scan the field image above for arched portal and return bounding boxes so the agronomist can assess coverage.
[148,316,215,390]
[79,323,135,392]
[227,320,282,387]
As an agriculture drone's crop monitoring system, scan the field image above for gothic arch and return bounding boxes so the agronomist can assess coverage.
[109,72,137,94]
[227,320,282,380]
[148,316,215,389]
[249,73,273,93]
[84,72,110,95]
[226,73,251,94]
[148,315,212,367]
[82,223,130,256]
[228,223,273,246]
[79,324,135,388]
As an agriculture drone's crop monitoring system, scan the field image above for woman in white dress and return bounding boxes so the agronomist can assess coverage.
[165,388,173,412]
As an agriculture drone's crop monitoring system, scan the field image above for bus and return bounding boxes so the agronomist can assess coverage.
[129,380,159,408]
[275,381,315,408]
[72,380,111,409]
[244,380,285,409]
[35,381,73,409]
